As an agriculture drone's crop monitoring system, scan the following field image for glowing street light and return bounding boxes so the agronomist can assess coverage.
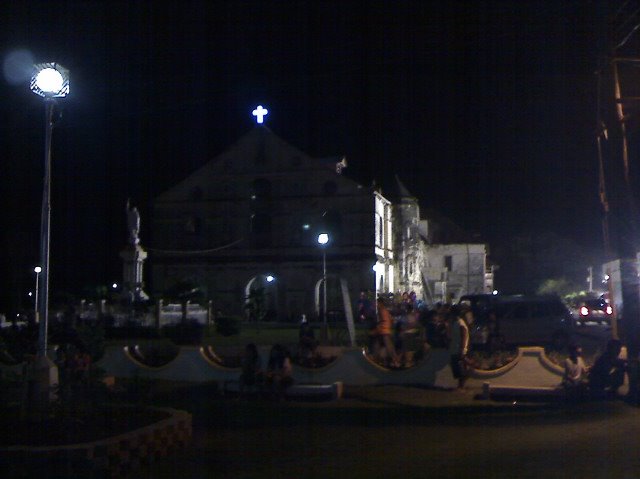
[29,62,69,403]
[30,63,70,98]
[318,233,330,337]
[34,266,42,321]
[30,62,69,360]
[266,275,275,283]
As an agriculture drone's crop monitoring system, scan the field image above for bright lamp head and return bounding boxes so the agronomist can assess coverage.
[317,233,329,245]
[30,63,70,98]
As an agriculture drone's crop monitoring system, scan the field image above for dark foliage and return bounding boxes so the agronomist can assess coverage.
[161,320,204,345]
[215,316,241,337]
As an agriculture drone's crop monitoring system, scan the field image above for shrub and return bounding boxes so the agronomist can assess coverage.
[105,321,159,340]
[215,316,241,337]
[161,320,204,344]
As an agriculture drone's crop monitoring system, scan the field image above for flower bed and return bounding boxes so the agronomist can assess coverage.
[469,349,519,371]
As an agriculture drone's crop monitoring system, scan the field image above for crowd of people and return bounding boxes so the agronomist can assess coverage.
[360,291,477,378]
[235,290,630,399]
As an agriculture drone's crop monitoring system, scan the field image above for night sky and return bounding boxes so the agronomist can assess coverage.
[0,1,634,311]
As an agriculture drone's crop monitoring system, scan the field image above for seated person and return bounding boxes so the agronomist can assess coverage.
[589,339,626,398]
[562,344,588,398]
[239,343,263,394]
[423,307,449,349]
[298,316,318,362]
[486,310,506,352]
[265,344,293,397]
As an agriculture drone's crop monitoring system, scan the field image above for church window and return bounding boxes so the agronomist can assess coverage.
[251,178,272,199]
[251,212,272,247]
[190,187,203,201]
[444,255,453,271]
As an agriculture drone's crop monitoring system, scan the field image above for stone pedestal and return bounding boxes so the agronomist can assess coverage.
[28,353,59,408]
[119,244,149,302]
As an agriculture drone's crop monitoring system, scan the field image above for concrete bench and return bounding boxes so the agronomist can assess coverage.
[223,380,343,400]
[482,382,563,401]
[285,382,343,400]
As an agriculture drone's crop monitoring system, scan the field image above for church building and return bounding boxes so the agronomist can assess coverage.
[150,108,492,320]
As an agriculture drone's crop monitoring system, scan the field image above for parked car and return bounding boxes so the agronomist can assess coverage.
[577,297,613,325]
[460,294,574,349]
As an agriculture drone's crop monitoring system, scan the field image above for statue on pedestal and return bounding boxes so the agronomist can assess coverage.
[126,199,141,245]
[121,199,149,302]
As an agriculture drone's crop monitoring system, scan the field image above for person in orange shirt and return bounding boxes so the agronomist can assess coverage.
[377,297,400,368]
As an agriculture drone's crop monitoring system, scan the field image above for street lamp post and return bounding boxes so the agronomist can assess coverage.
[34,266,42,323]
[29,62,69,404]
[317,233,329,341]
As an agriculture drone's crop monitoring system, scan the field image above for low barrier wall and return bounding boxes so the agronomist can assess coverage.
[0,345,564,390]
[93,345,564,389]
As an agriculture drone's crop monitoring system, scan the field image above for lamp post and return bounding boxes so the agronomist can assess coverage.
[34,266,42,323]
[317,233,329,341]
[29,62,69,404]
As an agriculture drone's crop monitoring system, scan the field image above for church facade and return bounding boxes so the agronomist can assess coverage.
[150,122,492,320]
[151,126,395,321]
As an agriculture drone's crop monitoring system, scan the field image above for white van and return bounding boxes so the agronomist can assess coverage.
[460,294,575,348]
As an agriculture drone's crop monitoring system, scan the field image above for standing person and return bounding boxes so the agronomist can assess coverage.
[399,303,420,367]
[377,297,401,368]
[298,315,318,363]
[356,291,372,324]
[449,305,473,390]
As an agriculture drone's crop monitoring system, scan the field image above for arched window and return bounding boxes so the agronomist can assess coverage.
[251,212,272,247]
[185,216,202,235]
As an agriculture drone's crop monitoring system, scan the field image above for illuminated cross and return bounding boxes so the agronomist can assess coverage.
[252,105,268,124]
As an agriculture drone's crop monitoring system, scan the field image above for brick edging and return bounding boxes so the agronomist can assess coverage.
[0,407,192,478]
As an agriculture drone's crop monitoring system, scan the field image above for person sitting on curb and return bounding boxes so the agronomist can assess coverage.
[239,343,263,397]
[562,343,589,400]
[265,344,293,399]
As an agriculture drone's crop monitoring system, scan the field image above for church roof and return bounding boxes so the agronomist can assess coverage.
[419,208,481,244]
[373,174,417,202]
[155,125,360,202]
[392,174,415,199]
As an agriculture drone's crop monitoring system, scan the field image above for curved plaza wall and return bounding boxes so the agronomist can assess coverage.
[89,345,563,389]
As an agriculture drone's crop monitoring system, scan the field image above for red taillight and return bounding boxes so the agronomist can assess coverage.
[606,306,613,315]
[580,306,589,316]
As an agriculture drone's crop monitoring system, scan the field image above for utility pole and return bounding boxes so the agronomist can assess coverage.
[609,56,640,400]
